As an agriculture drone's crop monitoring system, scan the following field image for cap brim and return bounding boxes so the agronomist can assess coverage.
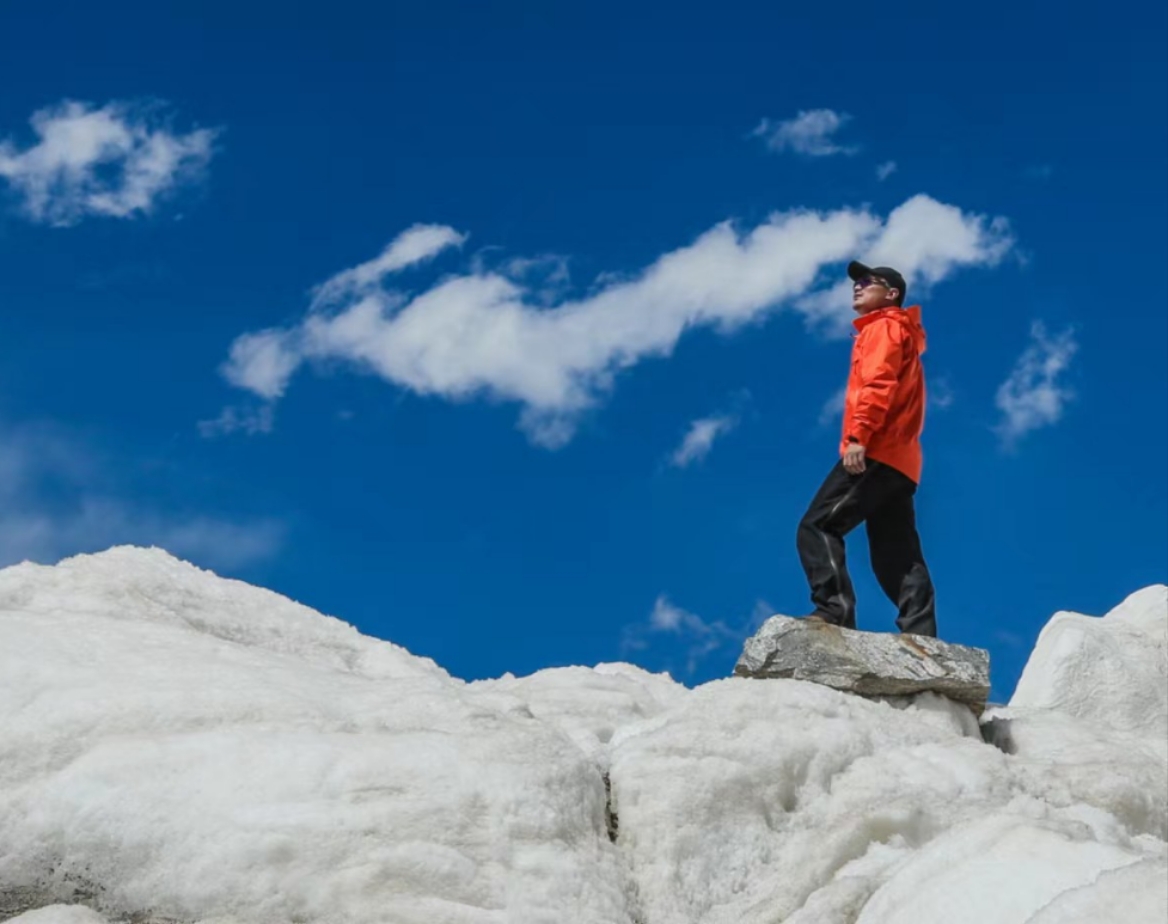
[847,261,875,281]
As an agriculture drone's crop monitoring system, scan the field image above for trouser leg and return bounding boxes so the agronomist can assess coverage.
[866,482,937,637]
[796,461,906,629]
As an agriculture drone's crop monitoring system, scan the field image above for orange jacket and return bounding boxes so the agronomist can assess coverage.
[840,306,927,483]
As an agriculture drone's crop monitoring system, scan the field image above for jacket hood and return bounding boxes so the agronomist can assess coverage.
[855,305,927,356]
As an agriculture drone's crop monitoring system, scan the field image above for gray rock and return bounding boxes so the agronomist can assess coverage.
[734,616,990,710]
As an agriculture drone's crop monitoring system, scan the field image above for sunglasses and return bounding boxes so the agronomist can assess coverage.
[853,276,890,290]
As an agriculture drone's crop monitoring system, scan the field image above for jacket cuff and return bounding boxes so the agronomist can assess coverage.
[848,426,873,446]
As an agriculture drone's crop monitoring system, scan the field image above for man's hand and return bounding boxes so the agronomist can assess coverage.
[843,442,867,475]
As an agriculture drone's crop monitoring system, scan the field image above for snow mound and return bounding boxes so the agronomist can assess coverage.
[1,548,1165,924]
[605,678,1165,924]
[0,548,627,924]
[983,584,1168,840]
[1010,584,1168,738]
[0,546,447,682]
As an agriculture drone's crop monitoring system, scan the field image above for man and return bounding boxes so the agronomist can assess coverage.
[795,261,937,637]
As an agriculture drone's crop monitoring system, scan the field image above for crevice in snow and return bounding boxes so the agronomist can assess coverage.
[602,768,650,924]
[603,770,619,843]
[980,714,1017,754]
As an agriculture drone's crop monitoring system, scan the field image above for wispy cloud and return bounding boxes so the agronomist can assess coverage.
[622,595,740,673]
[929,376,955,410]
[753,109,858,157]
[995,321,1078,447]
[0,420,283,571]
[621,595,778,674]
[876,160,898,181]
[500,254,572,306]
[198,404,275,438]
[221,329,304,402]
[310,224,468,309]
[220,195,1013,448]
[668,409,741,468]
[818,384,848,428]
[993,628,1028,650]
[747,599,776,633]
[0,506,284,575]
[0,100,217,226]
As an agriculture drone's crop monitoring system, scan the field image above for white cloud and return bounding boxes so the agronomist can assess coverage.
[876,161,898,181]
[221,195,1013,447]
[753,109,858,157]
[0,420,282,570]
[198,404,275,438]
[648,596,690,631]
[749,599,776,632]
[311,224,468,308]
[221,329,303,400]
[669,413,739,468]
[501,254,572,306]
[643,595,739,672]
[0,505,284,574]
[818,384,848,428]
[503,254,570,284]
[798,195,1015,331]
[929,377,955,410]
[0,100,217,226]
[623,595,778,673]
[995,322,1078,447]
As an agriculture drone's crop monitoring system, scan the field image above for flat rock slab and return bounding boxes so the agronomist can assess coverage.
[734,616,990,709]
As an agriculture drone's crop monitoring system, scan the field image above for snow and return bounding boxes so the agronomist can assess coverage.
[1025,857,1168,924]
[0,547,1164,923]
[983,584,1168,841]
[0,550,626,924]
[1010,584,1168,739]
[853,812,1146,924]
[469,663,687,768]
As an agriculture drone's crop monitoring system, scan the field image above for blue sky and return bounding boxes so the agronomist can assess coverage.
[1,0,1164,700]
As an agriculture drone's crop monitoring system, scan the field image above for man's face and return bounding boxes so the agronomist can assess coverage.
[852,276,897,314]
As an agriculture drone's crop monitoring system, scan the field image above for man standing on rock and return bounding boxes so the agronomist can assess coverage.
[796,262,937,637]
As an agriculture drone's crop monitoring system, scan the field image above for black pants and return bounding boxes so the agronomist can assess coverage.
[796,460,937,636]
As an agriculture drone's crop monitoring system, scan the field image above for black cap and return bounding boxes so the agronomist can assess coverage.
[847,261,907,304]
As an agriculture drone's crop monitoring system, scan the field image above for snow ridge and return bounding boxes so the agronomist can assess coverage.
[0,548,1164,924]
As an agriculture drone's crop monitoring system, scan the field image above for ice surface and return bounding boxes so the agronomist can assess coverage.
[854,812,1146,924]
[1024,857,1168,923]
[1,549,1165,923]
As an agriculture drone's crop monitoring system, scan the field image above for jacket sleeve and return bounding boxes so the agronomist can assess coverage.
[849,320,904,446]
